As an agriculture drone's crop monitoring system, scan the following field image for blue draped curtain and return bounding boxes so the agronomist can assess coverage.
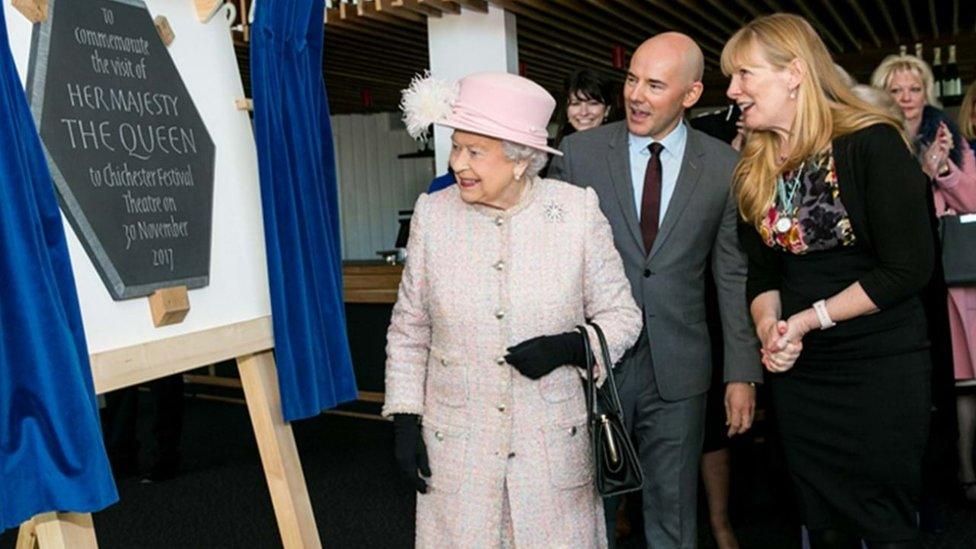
[251,0,358,421]
[0,8,117,531]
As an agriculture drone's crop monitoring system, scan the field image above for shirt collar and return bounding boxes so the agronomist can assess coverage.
[628,120,687,157]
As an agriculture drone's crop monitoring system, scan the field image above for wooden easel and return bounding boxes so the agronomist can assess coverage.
[16,316,322,548]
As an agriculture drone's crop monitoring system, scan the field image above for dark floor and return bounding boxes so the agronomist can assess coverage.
[1,395,975,548]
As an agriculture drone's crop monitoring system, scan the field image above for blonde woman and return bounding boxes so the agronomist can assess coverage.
[871,55,975,183]
[724,14,933,548]
[961,81,976,145]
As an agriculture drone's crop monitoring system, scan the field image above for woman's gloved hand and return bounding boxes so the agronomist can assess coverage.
[505,331,588,379]
[393,414,430,493]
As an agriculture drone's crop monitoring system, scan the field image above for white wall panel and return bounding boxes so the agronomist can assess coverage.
[331,113,435,260]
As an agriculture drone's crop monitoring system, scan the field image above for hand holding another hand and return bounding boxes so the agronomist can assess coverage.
[757,313,813,373]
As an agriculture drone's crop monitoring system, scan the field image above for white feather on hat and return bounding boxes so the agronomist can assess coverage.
[399,71,458,144]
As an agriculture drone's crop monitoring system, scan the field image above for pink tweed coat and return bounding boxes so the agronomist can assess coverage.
[933,140,976,380]
[383,178,642,548]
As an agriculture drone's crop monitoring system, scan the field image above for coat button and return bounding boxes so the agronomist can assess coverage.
[507,452,516,459]
[494,216,504,226]
[495,310,505,319]
[494,260,505,271]
[569,426,577,436]
[497,404,507,412]
[496,356,506,365]
[643,269,651,278]
[435,431,444,441]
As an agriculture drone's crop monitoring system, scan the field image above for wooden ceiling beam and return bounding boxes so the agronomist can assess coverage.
[613,0,724,58]
[327,27,427,54]
[517,29,617,71]
[518,47,619,83]
[357,0,427,25]
[926,0,939,40]
[899,0,919,42]
[327,15,426,45]
[324,50,425,76]
[511,14,632,69]
[703,0,748,30]
[951,0,959,36]
[386,0,443,17]
[548,0,647,45]
[417,0,460,14]
[579,0,666,40]
[325,68,418,86]
[847,0,881,48]
[676,0,736,36]
[648,0,728,51]
[496,0,644,57]
[792,0,846,52]
[450,0,488,12]
[731,0,762,18]
[874,0,900,44]
[819,0,863,51]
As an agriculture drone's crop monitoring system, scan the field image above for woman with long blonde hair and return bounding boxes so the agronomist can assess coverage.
[724,14,933,548]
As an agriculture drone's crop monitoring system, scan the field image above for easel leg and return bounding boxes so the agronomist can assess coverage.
[16,518,36,549]
[237,351,322,549]
[32,513,97,549]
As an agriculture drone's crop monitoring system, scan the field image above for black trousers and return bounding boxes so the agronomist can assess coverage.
[103,373,185,465]
[603,337,706,549]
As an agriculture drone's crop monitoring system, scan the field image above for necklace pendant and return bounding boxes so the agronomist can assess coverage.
[775,216,793,234]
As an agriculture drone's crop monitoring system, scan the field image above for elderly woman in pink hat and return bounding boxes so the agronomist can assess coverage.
[382,72,641,548]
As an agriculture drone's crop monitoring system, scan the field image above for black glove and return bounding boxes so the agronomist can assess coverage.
[505,331,589,380]
[393,414,430,493]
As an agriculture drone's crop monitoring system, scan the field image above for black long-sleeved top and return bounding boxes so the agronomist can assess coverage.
[739,123,935,359]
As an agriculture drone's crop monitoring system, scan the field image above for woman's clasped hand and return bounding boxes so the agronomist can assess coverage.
[757,314,816,373]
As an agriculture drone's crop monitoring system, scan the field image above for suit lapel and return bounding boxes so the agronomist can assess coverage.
[647,128,705,262]
[606,124,645,253]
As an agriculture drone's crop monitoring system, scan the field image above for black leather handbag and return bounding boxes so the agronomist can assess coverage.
[577,323,644,498]
[940,213,976,286]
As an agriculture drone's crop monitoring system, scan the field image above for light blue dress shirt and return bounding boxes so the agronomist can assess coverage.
[629,121,688,224]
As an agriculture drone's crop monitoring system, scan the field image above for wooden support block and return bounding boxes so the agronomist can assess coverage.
[154,16,175,46]
[16,518,37,549]
[195,0,223,22]
[32,513,97,549]
[235,98,254,111]
[148,285,190,327]
[12,0,48,23]
[237,351,322,549]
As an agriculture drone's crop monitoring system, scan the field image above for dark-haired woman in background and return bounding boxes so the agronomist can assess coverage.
[554,69,618,147]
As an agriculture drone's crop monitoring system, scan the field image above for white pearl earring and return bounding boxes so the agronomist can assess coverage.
[789,89,797,99]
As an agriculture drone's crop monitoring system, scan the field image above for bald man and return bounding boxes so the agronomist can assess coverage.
[549,33,761,548]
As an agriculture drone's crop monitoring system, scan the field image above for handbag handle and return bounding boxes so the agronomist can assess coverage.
[576,326,598,417]
[586,322,626,415]
[575,323,624,417]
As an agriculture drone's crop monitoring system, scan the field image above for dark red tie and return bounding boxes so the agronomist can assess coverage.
[640,142,664,254]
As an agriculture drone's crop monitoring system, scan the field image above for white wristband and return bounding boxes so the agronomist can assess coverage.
[812,299,835,330]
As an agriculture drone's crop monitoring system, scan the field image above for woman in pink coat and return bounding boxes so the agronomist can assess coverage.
[383,72,642,548]
[874,57,976,501]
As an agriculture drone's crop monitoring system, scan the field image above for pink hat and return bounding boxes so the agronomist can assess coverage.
[400,71,561,156]
[439,72,561,156]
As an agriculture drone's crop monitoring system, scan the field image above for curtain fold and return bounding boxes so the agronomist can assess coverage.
[0,7,117,531]
[251,0,358,421]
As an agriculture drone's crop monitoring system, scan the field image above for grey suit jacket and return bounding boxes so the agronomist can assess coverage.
[549,121,761,400]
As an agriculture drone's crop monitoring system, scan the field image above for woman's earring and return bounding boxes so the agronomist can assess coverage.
[789,89,797,100]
